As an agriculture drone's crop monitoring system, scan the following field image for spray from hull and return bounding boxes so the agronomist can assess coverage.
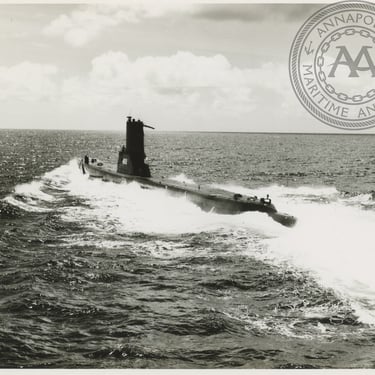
[80,116,296,227]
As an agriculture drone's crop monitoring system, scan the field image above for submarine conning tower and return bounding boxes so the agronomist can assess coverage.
[117,116,153,177]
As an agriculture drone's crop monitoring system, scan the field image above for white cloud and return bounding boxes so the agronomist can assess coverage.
[89,51,243,89]
[43,2,191,47]
[61,51,254,109]
[0,62,58,102]
[0,52,294,131]
[43,10,117,48]
[59,51,293,127]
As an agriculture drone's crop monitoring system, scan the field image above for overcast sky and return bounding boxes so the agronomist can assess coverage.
[0,2,374,133]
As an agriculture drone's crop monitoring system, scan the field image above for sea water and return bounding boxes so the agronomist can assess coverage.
[0,129,374,368]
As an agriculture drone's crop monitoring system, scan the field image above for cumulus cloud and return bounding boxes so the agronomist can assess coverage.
[43,2,191,47]
[0,52,295,130]
[60,51,251,112]
[0,62,58,101]
[90,51,244,89]
[60,51,292,120]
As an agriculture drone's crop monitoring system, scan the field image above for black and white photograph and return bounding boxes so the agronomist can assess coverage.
[0,0,375,369]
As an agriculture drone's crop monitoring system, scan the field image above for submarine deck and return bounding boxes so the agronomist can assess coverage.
[81,162,277,215]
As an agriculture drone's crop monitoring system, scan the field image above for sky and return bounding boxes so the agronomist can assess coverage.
[0,1,374,133]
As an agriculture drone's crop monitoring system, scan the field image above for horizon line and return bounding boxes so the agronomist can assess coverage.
[1,127,375,136]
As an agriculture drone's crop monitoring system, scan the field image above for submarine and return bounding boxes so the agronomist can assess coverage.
[80,116,296,227]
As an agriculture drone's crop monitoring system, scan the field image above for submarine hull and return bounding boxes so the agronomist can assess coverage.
[81,162,296,227]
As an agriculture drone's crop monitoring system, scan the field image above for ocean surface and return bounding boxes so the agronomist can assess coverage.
[0,129,375,368]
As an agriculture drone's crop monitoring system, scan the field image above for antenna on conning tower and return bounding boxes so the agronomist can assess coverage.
[143,124,155,130]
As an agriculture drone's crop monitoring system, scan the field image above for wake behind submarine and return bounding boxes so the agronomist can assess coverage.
[80,116,297,228]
